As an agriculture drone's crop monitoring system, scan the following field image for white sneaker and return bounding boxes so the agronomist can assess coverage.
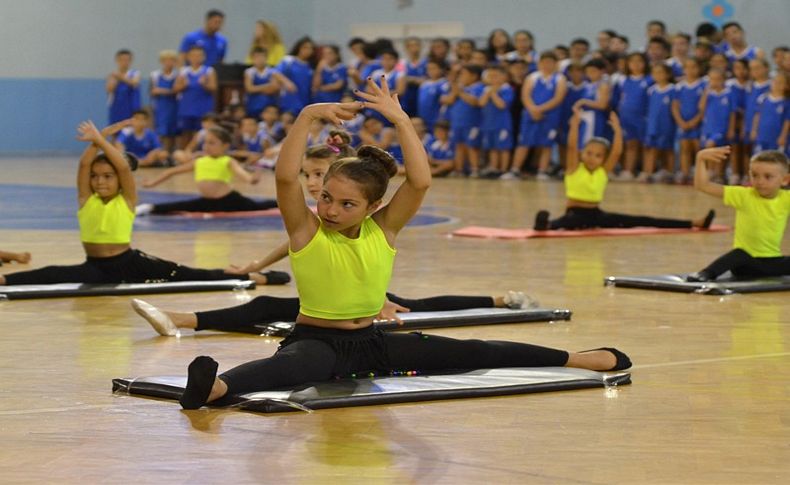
[503,291,539,309]
[131,299,178,336]
[535,172,550,181]
[635,172,650,183]
[616,170,635,181]
[673,171,686,185]
[135,203,153,216]
[499,171,519,180]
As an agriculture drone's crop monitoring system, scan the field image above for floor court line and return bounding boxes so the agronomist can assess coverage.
[634,351,790,370]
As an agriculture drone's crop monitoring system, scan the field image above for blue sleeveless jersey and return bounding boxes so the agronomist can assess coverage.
[244,67,278,115]
[108,69,141,124]
[178,65,215,118]
[276,56,313,114]
[313,64,348,103]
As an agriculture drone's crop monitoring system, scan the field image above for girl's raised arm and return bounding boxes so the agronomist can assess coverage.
[565,106,582,174]
[357,77,431,239]
[143,161,194,188]
[275,102,361,250]
[76,120,138,207]
[604,112,623,173]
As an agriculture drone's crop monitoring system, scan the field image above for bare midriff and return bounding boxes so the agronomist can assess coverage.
[83,242,131,258]
[196,180,233,199]
[296,313,376,330]
[566,198,600,209]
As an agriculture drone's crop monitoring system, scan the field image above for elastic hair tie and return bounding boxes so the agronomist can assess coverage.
[326,144,340,154]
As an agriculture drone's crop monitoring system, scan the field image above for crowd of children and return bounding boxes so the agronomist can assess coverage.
[106,19,790,186]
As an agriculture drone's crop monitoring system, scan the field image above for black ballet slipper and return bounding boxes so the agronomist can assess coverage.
[179,356,219,410]
[260,270,291,285]
[702,209,716,229]
[686,271,714,283]
[533,210,550,231]
[580,347,632,371]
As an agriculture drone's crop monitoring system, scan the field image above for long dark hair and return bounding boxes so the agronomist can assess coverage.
[486,28,514,61]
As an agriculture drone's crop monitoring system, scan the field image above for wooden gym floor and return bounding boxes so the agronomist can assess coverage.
[1,157,788,484]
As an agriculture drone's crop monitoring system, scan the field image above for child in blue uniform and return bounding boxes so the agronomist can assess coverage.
[276,37,316,115]
[672,57,706,184]
[439,64,485,177]
[175,46,217,146]
[365,49,406,126]
[726,59,750,185]
[150,50,179,152]
[478,65,515,177]
[505,51,567,180]
[700,69,737,182]
[743,59,772,176]
[312,45,347,103]
[722,22,764,65]
[558,63,586,169]
[231,116,268,165]
[616,52,653,181]
[402,37,427,116]
[643,63,676,183]
[107,49,141,125]
[244,48,280,119]
[426,120,454,176]
[574,59,610,147]
[115,111,170,167]
[417,59,447,131]
[750,73,789,153]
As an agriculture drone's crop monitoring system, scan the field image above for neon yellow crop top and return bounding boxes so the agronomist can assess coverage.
[724,186,790,257]
[289,217,397,320]
[78,194,135,244]
[194,155,233,183]
[565,166,608,203]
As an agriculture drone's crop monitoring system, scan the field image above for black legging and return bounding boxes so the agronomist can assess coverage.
[195,293,495,333]
[151,190,277,214]
[3,249,230,285]
[700,248,790,279]
[219,324,569,395]
[549,207,692,230]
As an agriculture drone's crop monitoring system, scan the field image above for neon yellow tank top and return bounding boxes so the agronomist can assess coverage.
[565,166,608,203]
[78,194,135,244]
[289,217,397,320]
[194,155,233,183]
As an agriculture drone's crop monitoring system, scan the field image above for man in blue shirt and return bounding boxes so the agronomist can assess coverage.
[179,10,228,67]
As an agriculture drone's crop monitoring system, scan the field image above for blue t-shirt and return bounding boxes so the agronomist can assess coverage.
[755,94,788,143]
[617,75,653,119]
[402,58,427,114]
[364,68,404,124]
[674,79,706,121]
[665,58,685,80]
[276,56,314,114]
[244,67,278,114]
[726,79,748,114]
[724,45,759,65]
[417,78,447,129]
[524,72,563,123]
[178,65,215,118]
[745,80,771,133]
[646,84,676,136]
[117,128,161,158]
[314,64,348,103]
[427,138,455,161]
[449,81,485,128]
[179,29,228,66]
[481,84,515,131]
[702,88,734,137]
[258,121,285,145]
[239,131,267,152]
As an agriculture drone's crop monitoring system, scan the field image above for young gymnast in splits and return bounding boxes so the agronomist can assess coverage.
[533,107,715,231]
[0,121,287,287]
[689,147,789,281]
[132,144,532,336]
[175,77,631,410]
[135,126,277,215]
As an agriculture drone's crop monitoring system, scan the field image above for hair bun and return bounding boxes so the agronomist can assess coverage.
[357,145,398,178]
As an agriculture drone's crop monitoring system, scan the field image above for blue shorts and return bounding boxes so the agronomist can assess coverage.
[154,105,179,137]
[619,114,646,142]
[179,116,203,132]
[518,114,558,148]
[644,133,675,151]
[450,126,481,148]
[679,126,701,140]
[701,132,728,147]
[482,128,514,151]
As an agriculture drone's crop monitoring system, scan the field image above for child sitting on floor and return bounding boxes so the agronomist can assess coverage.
[534,107,714,230]
[689,147,790,281]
